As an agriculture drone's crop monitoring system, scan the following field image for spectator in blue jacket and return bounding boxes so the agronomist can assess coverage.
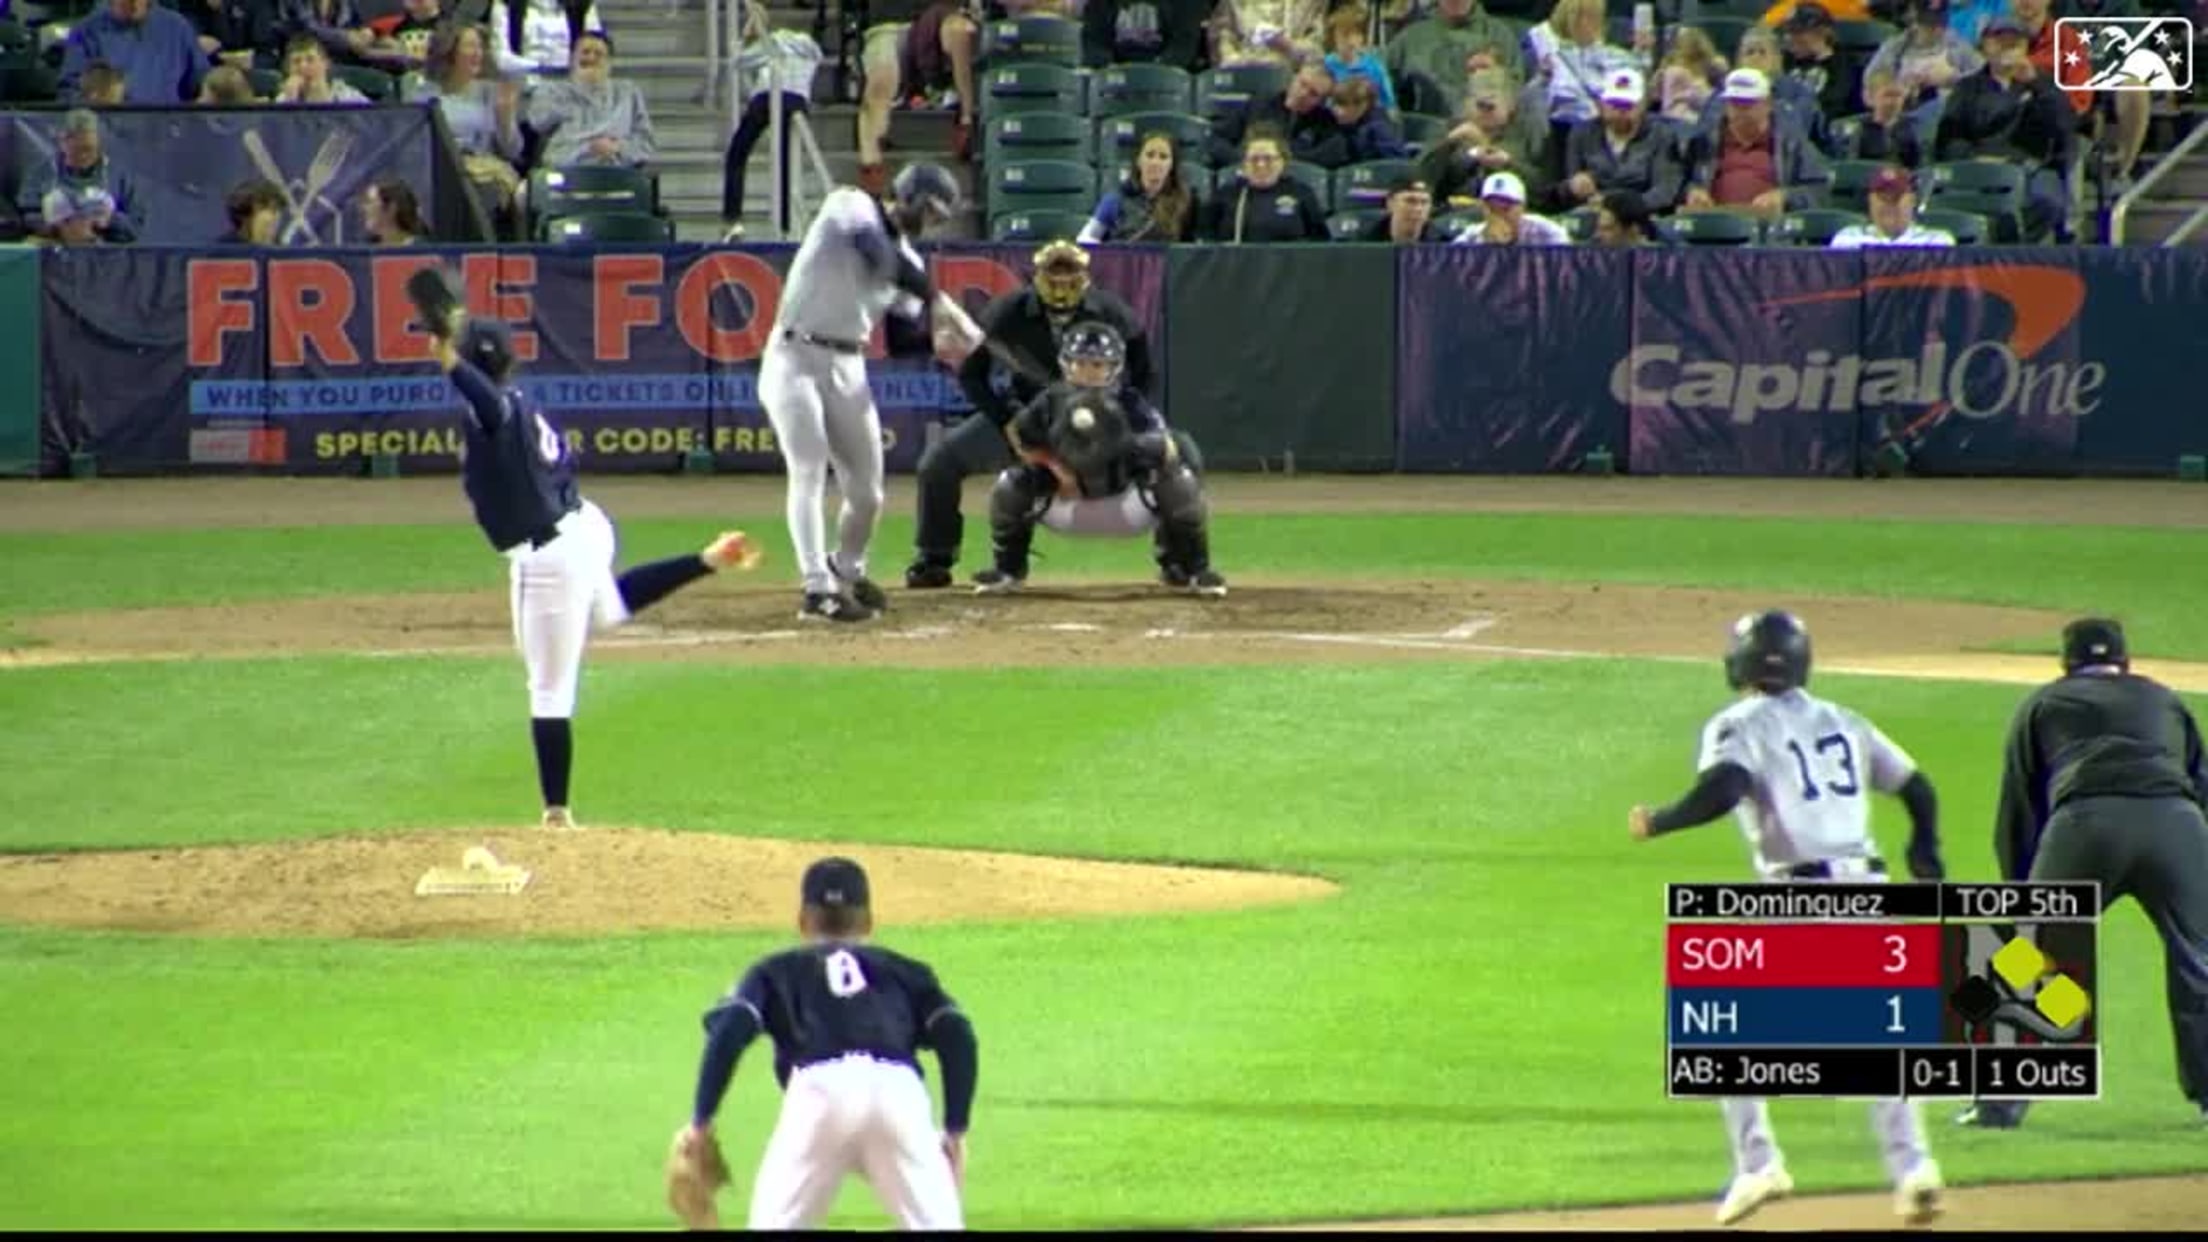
[58,0,209,102]
[18,109,139,242]
[1332,76,1408,161]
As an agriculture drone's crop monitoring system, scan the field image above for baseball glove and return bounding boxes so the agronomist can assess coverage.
[664,1124,731,1230]
[404,264,469,342]
[1053,392,1133,488]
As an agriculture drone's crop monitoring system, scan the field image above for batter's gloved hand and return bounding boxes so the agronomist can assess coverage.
[664,1123,731,1230]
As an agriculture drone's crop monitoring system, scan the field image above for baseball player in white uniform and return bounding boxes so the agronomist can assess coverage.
[758,160,976,624]
[1629,611,1951,1227]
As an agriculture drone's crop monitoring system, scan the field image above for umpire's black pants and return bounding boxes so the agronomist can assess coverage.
[910,414,1205,573]
[1973,793,2208,1125]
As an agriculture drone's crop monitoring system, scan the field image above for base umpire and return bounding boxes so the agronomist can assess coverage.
[1960,617,2208,1129]
[903,239,1196,588]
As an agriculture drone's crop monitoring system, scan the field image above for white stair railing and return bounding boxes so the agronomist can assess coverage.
[720,0,841,239]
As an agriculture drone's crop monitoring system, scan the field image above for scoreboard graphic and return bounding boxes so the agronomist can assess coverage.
[1665,882,2102,1099]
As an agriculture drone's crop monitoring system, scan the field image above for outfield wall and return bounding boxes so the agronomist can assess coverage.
[17,242,2208,480]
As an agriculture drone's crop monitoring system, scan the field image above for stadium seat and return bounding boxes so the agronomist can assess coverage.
[1826,159,1888,211]
[1327,209,1386,241]
[986,158,1098,220]
[1287,160,1332,200]
[1689,15,1756,61]
[1196,63,1291,122]
[982,14,1081,68]
[1434,208,1483,239]
[1399,112,1454,152]
[1916,206,1988,245]
[1088,63,1192,118]
[984,111,1094,165]
[981,62,1085,117]
[1334,158,1418,211]
[1660,209,1762,245]
[1095,110,1210,172]
[1922,161,2027,241]
[1826,115,1863,158]
[247,67,283,98]
[1772,207,1867,245]
[989,207,1095,242]
[541,210,675,244]
[1562,205,1600,243]
[530,164,658,219]
[334,63,398,101]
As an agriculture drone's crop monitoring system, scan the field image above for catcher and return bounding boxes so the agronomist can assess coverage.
[973,321,1226,598]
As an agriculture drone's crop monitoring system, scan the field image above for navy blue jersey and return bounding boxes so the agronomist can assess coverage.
[713,941,961,1085]
[452,362,580,553]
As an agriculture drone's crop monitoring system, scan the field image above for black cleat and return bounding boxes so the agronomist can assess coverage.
[799,591,875,623]
[1187,569,1228,598]
[971,568,1025,595]
[904,561,954,590]
[1158,562,1191,589]
[828,556,888,612]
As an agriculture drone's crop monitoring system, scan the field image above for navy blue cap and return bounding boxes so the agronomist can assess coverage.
[802,857,870,909]
[2062,618,2128,672]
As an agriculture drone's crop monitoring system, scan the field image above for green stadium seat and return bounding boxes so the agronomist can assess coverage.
[1659,208,1762,245]
[983,14,1082,68]
[1772,207,1868,246]
[1826,159,1889,212]
[1434,208,1483,239]
[247,67,284,98]
[1196,63,1290,122]
[1095,110,1210,172]
[984,111,1094,165]
[1922,162,2026,240]
[1327,209,1386,242]
[1688,15,1756,61]
[1833,19,1897,51]
[981,61,1085,117]
[1334,158,1418,211]
[334,63,398,101]
[541,211,675,244]
[1399,112,1454,151]
[531,164,659,218]
[1916,206,1987,245]
[1562,205,1600,243]
[989,207,1095,242]
[986,158,1098,220]
[1088,63,1193,118]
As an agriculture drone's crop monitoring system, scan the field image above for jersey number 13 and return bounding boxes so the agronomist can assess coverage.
[1784,733,1860,801]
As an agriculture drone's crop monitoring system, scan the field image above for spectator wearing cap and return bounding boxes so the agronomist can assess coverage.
[1560,67,1685,213]
[1332,76,1409,162]
[1683,67,1833,220]
[2015,0,2148,188]
[1932,14,2074,241]
[18,109,139,242]
[1420,66,1551,210]
[1384,0,1526,117]
[1200,131,1332,243]
[217,178,287,244]
[57,0,209,102]
[1592,188,1661,244]
[1844,70,1928,167]
[35,185,120,246]
[1362,173,1453,241]
[1697,25,1831,153]
[1777,2,1860,120]
[1524,0,1654,179]
[525,30,655,169]
[1454,170,1573,244]
[1863,0,1981,122]
[1829,165,1956,246]
[1209,62,1354,171]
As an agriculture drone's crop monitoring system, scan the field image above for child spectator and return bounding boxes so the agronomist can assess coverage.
[1333,75,1408,160]
[1655,26,1725,127]
[1324,5,1397,112]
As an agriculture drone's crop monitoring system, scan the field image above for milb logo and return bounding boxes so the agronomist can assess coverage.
[1951,926,2093,1045]
[2056,17,2193,91]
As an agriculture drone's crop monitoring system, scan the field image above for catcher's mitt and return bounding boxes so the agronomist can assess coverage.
[1053,391,1134,491]
[404,263,468,341]
[664,1125,731,1230]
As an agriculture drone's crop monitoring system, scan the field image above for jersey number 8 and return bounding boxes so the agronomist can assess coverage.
[825,949,870,998]
[534,414,564,466]
[1784,733,1860,802]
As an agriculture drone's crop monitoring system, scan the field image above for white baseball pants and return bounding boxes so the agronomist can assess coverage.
[1040,486,1157,538]
[747,1055,964,1231]
[758,336,887,596]
[503,499,625,718]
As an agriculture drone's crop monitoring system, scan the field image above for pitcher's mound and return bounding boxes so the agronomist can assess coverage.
[0,828,1338,940]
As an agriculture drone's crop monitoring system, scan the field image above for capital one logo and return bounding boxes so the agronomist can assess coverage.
[1609,266,2108,428]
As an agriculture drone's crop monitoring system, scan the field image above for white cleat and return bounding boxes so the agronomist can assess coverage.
[540,806,580,831]
[1716,1164,1793,1226]
[1895,1160,1945,1226]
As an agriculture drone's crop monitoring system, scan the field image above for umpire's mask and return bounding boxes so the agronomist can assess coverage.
[1032,239,1090,313]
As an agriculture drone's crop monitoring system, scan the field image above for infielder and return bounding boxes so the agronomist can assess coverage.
[759,160,971,624]
[426,307,763,830]
[667,857,978,1231]
[972,321,1225,597]
[1629,611,1948,1227]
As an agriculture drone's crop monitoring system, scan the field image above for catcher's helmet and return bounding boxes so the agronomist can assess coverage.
[889,161,962,224]
[1031,238,1091,312]
[1059,320,1125,387]
[461,319,518,382]
[1725,610,1812,693]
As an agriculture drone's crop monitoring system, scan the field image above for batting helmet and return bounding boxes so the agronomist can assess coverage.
[1059,320,1125,387]
[1725,610,1811,693]
[889,161,962,224]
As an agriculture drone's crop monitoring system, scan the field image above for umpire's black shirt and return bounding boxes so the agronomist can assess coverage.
[1994,669,2208,878]
[956,287,1153,427]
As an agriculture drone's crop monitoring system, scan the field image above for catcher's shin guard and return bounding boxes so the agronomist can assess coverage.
[1148,462,1213,572]
[987,465,1050,577]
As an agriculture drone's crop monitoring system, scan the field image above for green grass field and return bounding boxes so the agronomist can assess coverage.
[2,486,2203,1230]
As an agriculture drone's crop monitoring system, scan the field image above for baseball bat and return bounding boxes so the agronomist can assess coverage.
[932,292,1054,386]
